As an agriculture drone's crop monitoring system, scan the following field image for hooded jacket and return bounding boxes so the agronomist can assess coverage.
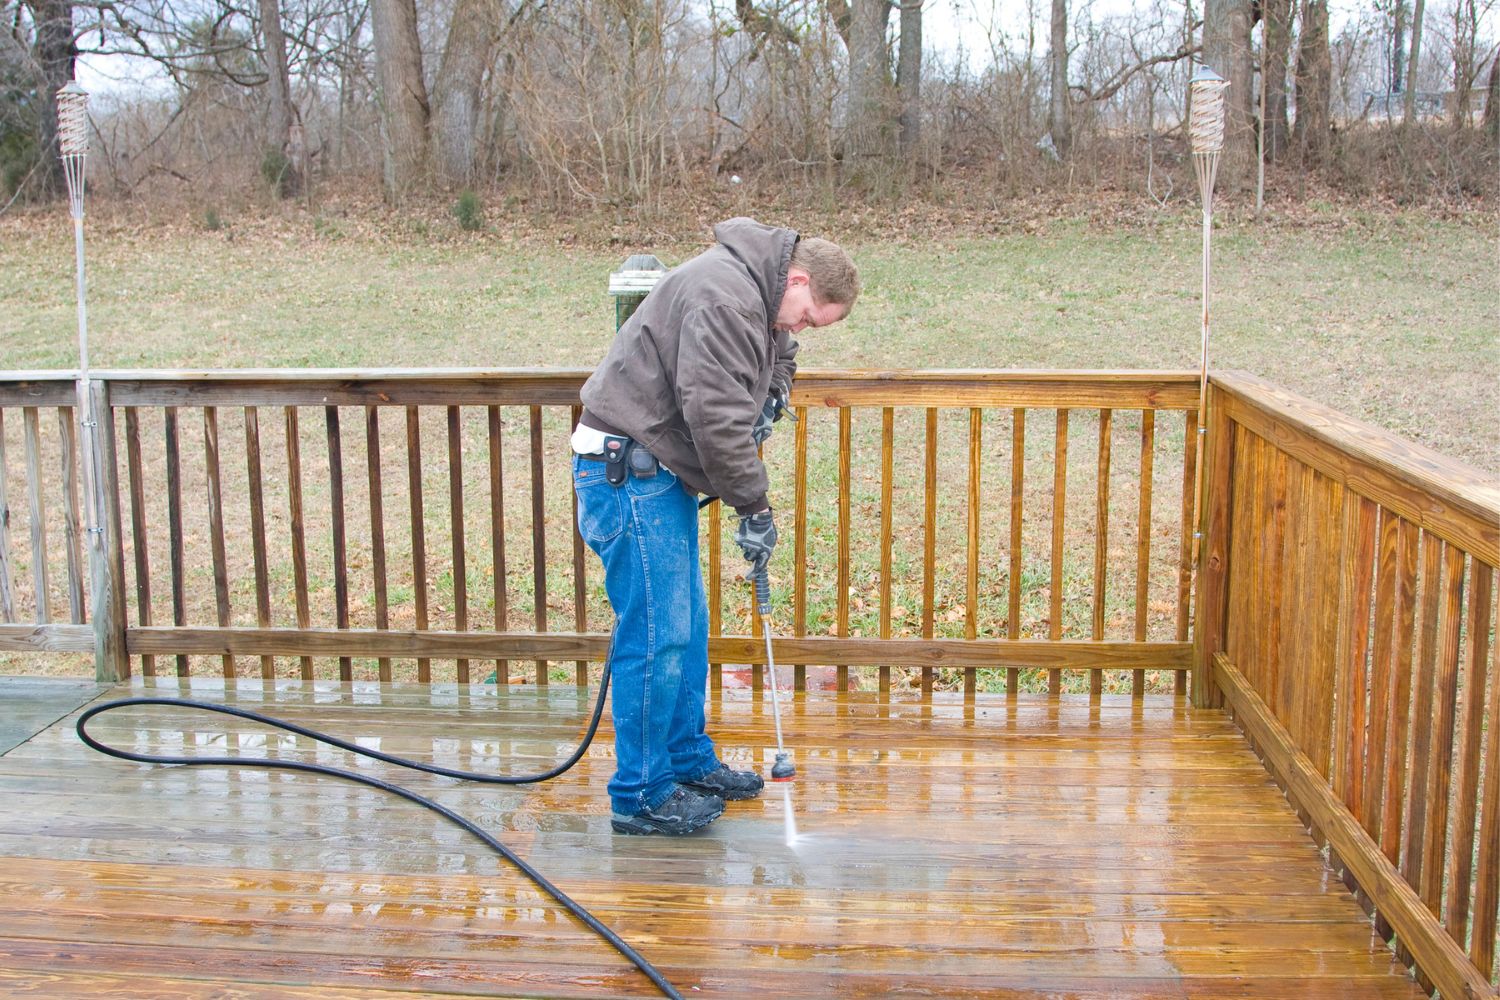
[579,218,799,514]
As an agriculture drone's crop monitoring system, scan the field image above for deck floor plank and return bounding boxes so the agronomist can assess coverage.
[0,680,1423,998]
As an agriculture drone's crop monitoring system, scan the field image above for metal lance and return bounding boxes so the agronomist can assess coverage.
[1188,66,1228,570]
[57,81,112,677]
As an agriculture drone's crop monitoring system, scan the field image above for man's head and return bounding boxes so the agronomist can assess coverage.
[774,237,859,334]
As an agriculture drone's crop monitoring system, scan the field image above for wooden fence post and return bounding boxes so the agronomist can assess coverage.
[88,379,128,682]
[1192,381,1233,708]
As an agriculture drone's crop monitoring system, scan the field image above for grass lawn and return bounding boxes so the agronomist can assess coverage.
[1,203,1494,688]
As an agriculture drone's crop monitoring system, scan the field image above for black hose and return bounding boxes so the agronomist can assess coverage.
[74,663,686,1000]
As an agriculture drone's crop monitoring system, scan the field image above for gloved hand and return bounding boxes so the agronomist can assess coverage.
[736,510,777,571]
[750,388,790,446]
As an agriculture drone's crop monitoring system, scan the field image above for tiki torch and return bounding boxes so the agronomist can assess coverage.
[57,81,109,666]
[1188,65,1227,564]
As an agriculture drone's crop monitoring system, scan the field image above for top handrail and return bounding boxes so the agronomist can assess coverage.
[1212,370,1499,567]
[1,368,1203,409]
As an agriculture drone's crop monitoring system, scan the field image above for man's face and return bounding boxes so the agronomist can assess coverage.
[774,270,847,334]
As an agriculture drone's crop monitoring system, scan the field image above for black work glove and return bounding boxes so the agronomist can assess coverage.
[736,510,777,571]
[750,388,790,446]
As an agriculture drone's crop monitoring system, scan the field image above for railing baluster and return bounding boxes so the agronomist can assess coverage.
[447,406,469,684]
[794,405,809,691]
[246,408,274,679]
[488,405,508,684]
[1133,408,1155,698]
[1444,561,1492,945]
[1008,408,1024,696]
[1418,542,1467,915]
[529,406,548,684]
[326,407,350,681]
[708,480,721,693]
[571,404,587,686]
[0,410,13,622]
[966,408,981,700]
[286,407,313,681]
[1380,517,1421,868]
[96,383,128,680]
[1092,408,1111,700]
[164,407,186,676]
[56,408,83,624]
[23,407,49,625]
[367,406,390,683]
[1333,494,1378,810]
[203,407,233,679]
[1401,533,1446,902]
[922,407,936,696]
[1049,409,1068,696]
[405,407,429,682]
[123,409,153,676]
[1470,607,1500,976]
[837,406,851,692]
[879,406,893,695]
[1175,409,1197,695]
[1361,507,1402,837]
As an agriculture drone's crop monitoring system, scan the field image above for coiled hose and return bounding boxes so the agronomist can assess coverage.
[75,658,687,1000]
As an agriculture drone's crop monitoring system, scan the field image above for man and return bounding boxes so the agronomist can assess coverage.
[572,218,859,835]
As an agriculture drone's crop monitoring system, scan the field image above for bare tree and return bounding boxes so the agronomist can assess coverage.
[432,0,502,186]
[843,0,894,163]
[256,0,300,194]
[1293,0,1331,164]
[1402,0,1426,121]
[1047,0,1069,156]
[1261,0,1293,158]
[1203,0,1254,187]
[370,0,429,199]
[897,0,921,155]
[30,0,75,196]
[1484,49,1499,139]
[1390,0,1407,93]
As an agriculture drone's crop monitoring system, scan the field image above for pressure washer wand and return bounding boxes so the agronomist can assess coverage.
[754,564,796,781]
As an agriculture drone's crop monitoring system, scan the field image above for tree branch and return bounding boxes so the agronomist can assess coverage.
[1071,36,1201,103]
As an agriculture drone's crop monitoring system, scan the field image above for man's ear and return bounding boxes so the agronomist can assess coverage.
[787,270,810,288]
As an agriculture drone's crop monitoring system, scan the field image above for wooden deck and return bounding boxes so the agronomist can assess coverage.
[0,677,1425,999]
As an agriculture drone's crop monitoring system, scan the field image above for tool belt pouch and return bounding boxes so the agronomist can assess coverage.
[602,436,629,486]
[628,444,659,479]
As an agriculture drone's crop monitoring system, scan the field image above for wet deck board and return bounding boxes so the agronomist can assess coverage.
[0,676,110,756]
[0,678,1422,998]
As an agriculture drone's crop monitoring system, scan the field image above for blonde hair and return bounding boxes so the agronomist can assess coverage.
[791,237,860,309]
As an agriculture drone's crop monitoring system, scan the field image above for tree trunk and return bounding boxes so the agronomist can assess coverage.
[1390,0,1406,95]
[1451,0,1476,124]
[257,0,300,196]
[1047,0,1070,157]
[897,0,921,156]
[1402,0,1425,123]
[1483,51,1499,142]
[30,0,75,197]
[1203,0,1255,188]
[1261,0,1293,159]
[845,0,893,164]
[1292,0,1331,165]
[433,0,500,187]
[370,0,431,200]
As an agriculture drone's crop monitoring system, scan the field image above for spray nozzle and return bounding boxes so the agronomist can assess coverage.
[772,752,796,781]
[753,563,771,616]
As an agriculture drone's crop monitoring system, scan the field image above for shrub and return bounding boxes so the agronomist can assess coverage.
[452,189,484,231]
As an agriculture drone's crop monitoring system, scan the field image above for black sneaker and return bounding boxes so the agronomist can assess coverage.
[611,786,724,836]
[681,763,765,801]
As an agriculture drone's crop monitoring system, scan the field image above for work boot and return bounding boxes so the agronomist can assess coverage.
[681,763,765,801]
[611,785,724,836]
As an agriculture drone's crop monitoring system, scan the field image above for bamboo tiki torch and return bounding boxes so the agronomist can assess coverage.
[1188,65,1228,568]
[57,81,110,672]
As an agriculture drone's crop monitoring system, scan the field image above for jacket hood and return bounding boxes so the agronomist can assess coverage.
[712,218,798,324]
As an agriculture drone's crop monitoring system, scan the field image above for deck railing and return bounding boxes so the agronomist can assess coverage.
[0,369,1199,697]
[1194,371,1500,998]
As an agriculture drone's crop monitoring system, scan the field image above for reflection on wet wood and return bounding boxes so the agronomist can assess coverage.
[0,682,1423,999]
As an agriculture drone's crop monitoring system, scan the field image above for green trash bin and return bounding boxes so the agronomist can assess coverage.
[608,254,667,331]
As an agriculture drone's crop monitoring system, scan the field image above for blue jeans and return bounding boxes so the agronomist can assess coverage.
[573,455,719,815]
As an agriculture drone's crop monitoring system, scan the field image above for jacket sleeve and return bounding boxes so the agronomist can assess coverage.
[675,304,771,514]
[771,329,799,400]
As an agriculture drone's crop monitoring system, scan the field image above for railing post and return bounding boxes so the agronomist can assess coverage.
[1192,381,1233,708]
[87,379,128,681]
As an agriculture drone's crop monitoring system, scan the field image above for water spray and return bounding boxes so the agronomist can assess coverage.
[753,564,795,782]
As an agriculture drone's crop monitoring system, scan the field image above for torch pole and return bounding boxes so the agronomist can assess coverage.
[1187,67,1227,571]
[58,81,116,680]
